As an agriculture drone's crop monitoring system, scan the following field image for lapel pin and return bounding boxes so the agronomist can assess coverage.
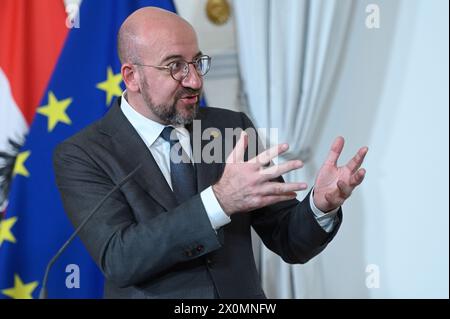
[210,130,220,139]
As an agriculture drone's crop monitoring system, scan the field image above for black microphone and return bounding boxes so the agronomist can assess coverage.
[39,164,142,299]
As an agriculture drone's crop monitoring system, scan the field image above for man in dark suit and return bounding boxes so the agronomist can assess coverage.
[53,7,368,298]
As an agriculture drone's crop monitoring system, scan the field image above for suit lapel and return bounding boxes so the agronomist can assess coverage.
[100,99,225,210]
[188,115,226,243]
[187,114,225,193]
[100,98,177,211]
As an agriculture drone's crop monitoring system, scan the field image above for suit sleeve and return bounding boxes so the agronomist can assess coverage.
[53,141,222,288]
[238,112,343,264]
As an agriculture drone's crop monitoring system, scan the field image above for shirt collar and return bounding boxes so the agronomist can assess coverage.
[120,91,189,146]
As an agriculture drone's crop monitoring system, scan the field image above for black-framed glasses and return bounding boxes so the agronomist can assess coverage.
[133,55,211,81]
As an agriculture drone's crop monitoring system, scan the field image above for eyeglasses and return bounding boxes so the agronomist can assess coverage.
[133,55,211,81]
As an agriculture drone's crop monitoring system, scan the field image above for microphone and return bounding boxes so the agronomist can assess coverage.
[39,164,142,299]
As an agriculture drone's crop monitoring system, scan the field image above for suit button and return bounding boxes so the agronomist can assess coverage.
[196,245,204,252]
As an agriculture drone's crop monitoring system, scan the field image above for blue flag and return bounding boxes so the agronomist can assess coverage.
[0,0,177,299]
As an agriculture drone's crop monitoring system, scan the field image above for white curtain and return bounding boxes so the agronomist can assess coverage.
[234,0,355,298]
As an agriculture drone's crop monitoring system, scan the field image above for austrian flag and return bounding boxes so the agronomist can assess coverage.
[0,0,178,299]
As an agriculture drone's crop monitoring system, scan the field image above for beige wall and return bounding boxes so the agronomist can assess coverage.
[174,0,240,111]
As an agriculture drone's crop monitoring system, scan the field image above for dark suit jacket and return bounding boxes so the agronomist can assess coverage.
[53,97,342,298]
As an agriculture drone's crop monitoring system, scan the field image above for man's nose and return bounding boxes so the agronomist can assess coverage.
[181,64,202,89]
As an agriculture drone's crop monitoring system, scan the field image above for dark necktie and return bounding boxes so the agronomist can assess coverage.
[160,126,197,204]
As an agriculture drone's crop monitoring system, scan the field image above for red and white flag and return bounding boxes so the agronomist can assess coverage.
[0,0,68,211]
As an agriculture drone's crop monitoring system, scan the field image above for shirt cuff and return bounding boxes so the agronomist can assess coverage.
[200,186,231,230]
[309,188,339,233]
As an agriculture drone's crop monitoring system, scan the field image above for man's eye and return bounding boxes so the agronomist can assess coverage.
[170,61,185,72]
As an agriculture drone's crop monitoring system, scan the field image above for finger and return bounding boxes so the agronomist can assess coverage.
[226,131,248,163]
[259,160,303,180]
[349,168,366,187]
[346,146,369,173]
[259,181,308,196]
[325,136,345,165]
[250,143,289,166]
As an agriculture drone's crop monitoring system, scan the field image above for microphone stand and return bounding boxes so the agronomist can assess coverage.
[39,164,141,299]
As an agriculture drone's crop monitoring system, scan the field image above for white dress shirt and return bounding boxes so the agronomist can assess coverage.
[120,93,338,233]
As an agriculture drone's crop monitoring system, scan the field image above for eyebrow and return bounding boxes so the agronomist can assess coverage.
[160,51,203,64]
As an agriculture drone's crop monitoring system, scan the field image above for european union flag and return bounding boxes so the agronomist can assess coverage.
[0,0,177,299]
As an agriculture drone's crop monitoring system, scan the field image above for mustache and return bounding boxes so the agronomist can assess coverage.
[175,88,202,100]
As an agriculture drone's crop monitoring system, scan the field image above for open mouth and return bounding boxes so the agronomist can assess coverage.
[179,95,199,104]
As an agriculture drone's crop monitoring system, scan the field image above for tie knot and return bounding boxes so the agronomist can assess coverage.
[160,126,178,145]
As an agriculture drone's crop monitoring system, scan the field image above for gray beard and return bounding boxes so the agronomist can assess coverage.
[141,78,200,126]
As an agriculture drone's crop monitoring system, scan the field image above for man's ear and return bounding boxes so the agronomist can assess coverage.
[121,63,140,92]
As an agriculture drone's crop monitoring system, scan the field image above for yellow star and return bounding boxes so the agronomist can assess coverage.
[1,274,38,299]
[13,150,31,177]
[96,66,122,105]
[37,91,72,132]
[0,216,17,246]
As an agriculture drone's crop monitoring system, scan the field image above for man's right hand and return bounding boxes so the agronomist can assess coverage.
[212,132,308,216]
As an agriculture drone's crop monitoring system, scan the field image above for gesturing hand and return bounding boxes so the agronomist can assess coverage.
[313,136,368,212]
[213,132,307,216]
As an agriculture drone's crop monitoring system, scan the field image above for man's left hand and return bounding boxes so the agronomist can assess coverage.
[313,136,368,212]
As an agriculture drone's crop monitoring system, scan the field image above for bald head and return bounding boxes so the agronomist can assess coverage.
[117,7,197,64]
